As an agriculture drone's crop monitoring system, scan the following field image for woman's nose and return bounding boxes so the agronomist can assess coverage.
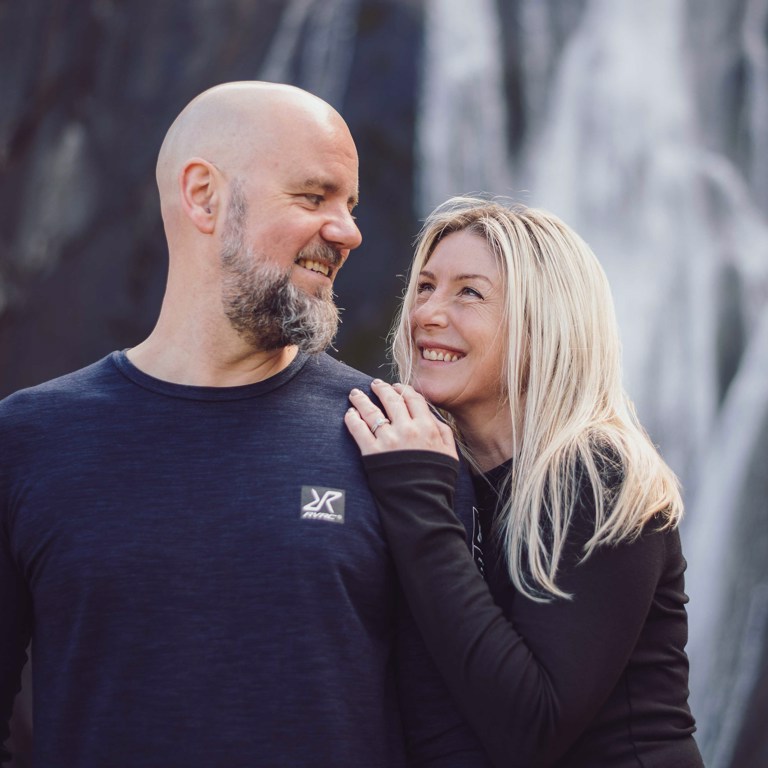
[412,294,448,328]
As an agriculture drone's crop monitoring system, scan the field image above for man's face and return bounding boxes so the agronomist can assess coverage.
[218,116,362,353]
[220,182,343,353]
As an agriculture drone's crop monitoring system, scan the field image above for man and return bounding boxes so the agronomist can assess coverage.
[0,82,489,767]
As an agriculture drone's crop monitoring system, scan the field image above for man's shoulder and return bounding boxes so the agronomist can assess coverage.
[0,354,119,420]
[299,352,377,391]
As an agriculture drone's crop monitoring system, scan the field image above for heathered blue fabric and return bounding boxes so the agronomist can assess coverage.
[0,351,488,768]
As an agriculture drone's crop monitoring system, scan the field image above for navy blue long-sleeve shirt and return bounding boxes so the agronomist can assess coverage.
[0,352,489,768]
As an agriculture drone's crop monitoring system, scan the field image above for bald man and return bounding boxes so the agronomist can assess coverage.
[0,83,489,767]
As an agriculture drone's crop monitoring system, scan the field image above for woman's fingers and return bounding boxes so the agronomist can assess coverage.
[347,385,397,451]
[391,382,432,419]
[369,379,410,422]
[344,406,378,455]
[348,381,402,423]
[345,381,458,459]
[392,382,458,455]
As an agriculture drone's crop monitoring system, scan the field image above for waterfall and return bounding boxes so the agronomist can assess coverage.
[14,121,93,282]
[685,304,768,764]
[744,0,768,212]
[416,0,511,215]
[527,3,768,764]
[416,0,768,764]
[528,0,718,481]
[260,0,359,108]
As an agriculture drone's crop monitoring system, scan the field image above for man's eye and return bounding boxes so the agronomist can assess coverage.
[303,194,324,205]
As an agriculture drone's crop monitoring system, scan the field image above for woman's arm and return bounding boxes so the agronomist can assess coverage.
[346,382,666,767]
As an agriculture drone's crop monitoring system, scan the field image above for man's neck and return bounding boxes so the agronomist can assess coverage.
[126,333,300,388]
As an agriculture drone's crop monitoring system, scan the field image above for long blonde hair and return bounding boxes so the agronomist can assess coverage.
[392,196,683,601]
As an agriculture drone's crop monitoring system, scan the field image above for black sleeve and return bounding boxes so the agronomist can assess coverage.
[395,589,494,767]
[363,450,666,768]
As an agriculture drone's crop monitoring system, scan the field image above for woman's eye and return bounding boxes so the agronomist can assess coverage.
[416,281,435,294]
[461,286,484,299]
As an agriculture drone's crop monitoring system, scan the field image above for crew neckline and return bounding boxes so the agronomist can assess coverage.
[110,349,310,401]
[484,458,513,486]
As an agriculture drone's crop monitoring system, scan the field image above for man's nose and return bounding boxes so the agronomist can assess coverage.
[322,209,363,252]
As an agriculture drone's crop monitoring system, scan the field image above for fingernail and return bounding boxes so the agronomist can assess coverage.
[372,378,384,385]
[350,388,362,396]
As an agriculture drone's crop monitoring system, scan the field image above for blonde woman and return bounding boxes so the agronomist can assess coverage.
[345,197,703,767]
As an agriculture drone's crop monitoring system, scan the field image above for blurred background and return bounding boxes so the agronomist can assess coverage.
[2,0,767,765]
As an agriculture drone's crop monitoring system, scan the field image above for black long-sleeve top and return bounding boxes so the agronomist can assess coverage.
[363,450,704,768]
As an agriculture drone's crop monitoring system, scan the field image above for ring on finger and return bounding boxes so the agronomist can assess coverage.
[370,416,391,436]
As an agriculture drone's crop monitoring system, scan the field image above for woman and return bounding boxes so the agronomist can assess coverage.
[345,197,703,767]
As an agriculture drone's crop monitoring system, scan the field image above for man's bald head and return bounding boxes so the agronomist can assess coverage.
[131,81,361,375]
[156,81,353,203]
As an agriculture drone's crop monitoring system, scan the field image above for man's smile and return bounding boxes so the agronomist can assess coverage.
[295,257,332,277]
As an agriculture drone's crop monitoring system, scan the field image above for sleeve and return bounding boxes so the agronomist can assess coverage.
[395,591,493,767]
[363,450,665,768]
[0,504,33,765]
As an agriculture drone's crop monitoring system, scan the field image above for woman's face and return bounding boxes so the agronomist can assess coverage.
[409,229,507,422]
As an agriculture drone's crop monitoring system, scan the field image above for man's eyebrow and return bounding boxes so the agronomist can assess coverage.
[419,269,494,284]
[300,177,359,208]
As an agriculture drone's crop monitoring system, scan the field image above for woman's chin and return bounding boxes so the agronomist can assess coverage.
[411,381,450,411]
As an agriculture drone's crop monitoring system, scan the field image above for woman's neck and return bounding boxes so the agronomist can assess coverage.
[455,403,517,473]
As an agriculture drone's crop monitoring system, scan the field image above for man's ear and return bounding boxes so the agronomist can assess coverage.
[179,158,218,234]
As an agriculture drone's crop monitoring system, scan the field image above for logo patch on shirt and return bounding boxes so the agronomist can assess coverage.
[300,486,345,524]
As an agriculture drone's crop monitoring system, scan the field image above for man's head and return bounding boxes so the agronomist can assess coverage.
[156,81,362,353]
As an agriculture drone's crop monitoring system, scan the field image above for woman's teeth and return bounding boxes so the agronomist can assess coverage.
[422,348,461,362]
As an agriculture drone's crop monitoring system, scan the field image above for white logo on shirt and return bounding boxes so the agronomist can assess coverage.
[300,486,345,523]
[472,506,486,578]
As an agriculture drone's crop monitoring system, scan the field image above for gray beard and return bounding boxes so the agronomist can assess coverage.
[221,254,340,354]
[219,188,341,354]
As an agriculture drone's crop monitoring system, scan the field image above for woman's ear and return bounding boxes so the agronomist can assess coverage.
[179,158,218,234]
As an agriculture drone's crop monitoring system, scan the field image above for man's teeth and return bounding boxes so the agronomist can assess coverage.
[422,348,461,362]
[297,258,330,276]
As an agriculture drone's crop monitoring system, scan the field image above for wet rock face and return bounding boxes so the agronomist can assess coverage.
[2,4,421,759]
[0,1,277,393]
[0,0,420,395]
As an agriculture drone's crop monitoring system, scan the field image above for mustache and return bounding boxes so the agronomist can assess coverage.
[296,242,343,268]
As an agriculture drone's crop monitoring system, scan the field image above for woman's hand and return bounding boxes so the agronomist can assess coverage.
[345,379,458,459]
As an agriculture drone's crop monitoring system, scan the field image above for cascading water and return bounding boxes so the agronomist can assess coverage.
[744,0,768,211]
[260,0,359,108]
[418,1,768,765]
[529,0,722,484]
[525,5,768,766]
[685,304,768,766]
[416,0,511,215]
